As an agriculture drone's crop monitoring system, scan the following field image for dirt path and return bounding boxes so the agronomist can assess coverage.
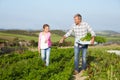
[73,58,88,80]
[107,50,120,55]
[73,71,88,80]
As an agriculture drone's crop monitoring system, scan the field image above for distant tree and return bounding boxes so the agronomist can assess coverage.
[13,37,19,41]
[52,41,73,47]
[13,37,19,46]
[29,40,37,47]
[95,36,106,43]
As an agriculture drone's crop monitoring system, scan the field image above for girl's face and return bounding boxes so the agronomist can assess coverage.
[43,26,49,32]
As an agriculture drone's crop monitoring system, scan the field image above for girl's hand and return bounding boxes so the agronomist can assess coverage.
[38,50,40,57]
[45,40,47,43]
[38,49,40,53]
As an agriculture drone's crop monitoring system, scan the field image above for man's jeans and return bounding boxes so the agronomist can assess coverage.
[74,45,88,71]
[41,48,51,66]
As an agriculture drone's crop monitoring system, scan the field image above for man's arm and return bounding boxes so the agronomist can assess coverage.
[59,36,66,43]
[59,26,73,43]
[91,36,95,44]
[86,23,96,44]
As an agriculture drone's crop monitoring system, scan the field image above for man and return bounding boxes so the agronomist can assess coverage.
[59,13,96,75]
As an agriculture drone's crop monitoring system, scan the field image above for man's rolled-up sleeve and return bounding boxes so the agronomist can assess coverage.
[64,27,74,38]
[87,23,96,37]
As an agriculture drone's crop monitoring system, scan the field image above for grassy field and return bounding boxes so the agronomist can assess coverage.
[106,37,120,41]
[0,30,120,43]
[0,30,120,80]
[0,32,74,43]
[0,32,38,41]
[0,45,120,80]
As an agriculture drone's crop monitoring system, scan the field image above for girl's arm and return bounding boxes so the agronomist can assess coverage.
[38,33,41,53]
[46,32,51,41]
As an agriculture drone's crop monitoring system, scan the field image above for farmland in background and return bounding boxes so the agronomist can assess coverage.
[0,29,120,80]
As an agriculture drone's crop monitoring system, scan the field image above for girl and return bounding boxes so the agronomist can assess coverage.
[38,24,52,66]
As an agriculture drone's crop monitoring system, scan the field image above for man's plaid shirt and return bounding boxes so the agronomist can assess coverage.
[64,22,96,46]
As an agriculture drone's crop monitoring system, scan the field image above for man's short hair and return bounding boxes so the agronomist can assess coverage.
[74,13,82,20]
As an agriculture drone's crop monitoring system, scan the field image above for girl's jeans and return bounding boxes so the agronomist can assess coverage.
[41,48,51,66]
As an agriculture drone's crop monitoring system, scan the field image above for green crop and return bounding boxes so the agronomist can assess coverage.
[80,33,106,43]
[0,46,120,80]
[80,33,92,41]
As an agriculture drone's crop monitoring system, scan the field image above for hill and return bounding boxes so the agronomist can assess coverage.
[96,30,120,42]
[96,30,120,36]
[0,29,120,42]
[0,30,74,43]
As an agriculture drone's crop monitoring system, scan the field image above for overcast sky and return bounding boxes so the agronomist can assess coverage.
[0,0,120,32]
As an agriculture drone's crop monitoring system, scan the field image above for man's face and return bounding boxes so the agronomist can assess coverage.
[74,16,81,25]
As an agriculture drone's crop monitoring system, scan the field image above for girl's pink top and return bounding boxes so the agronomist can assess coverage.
[38,32,52,50]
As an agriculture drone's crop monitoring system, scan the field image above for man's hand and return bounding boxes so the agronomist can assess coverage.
[59,36,66,43]
[59,38,64,43]
[90,36,95,45]
[91,39,94,45]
